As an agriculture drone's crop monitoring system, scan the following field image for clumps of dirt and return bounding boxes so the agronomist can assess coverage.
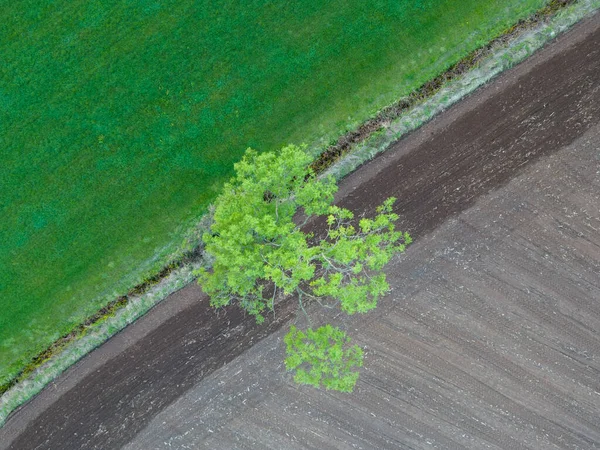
[309,0,576,174]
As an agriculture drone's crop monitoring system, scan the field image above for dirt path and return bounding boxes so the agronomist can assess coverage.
[2,12,599,450]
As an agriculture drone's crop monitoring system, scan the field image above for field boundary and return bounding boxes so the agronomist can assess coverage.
[1,0,598,427]
[321,0,599,181]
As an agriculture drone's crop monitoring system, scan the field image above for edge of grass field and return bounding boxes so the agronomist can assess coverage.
[1,0,598,428]
[322,0,600,181]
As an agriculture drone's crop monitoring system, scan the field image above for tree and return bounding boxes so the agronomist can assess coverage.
[196,144,411,391]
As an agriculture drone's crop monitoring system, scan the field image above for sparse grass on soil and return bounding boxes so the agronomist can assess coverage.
[1,0,547,386]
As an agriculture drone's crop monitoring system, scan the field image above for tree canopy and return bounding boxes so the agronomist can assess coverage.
[196,144,411,391]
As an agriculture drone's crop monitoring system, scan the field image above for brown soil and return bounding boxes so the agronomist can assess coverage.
[1,10,599,450]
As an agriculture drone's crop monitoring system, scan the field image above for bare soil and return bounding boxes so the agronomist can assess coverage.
[1,11,599,450]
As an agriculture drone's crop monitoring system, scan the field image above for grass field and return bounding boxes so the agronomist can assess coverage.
[0,0,547,385]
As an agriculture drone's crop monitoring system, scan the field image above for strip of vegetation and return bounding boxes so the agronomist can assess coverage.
[0,225,210,397]
[0,260,179,396]
[311,0,576,173]
[1,0,596,423]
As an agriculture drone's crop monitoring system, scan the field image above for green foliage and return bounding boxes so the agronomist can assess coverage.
[196,144,338,323]
[311,198,412,315]
[197,145,411,323]
[197,144,411,391]
[284,325,363,392]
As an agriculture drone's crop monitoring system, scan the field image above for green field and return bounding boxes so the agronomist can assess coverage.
[0,0,547,385]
